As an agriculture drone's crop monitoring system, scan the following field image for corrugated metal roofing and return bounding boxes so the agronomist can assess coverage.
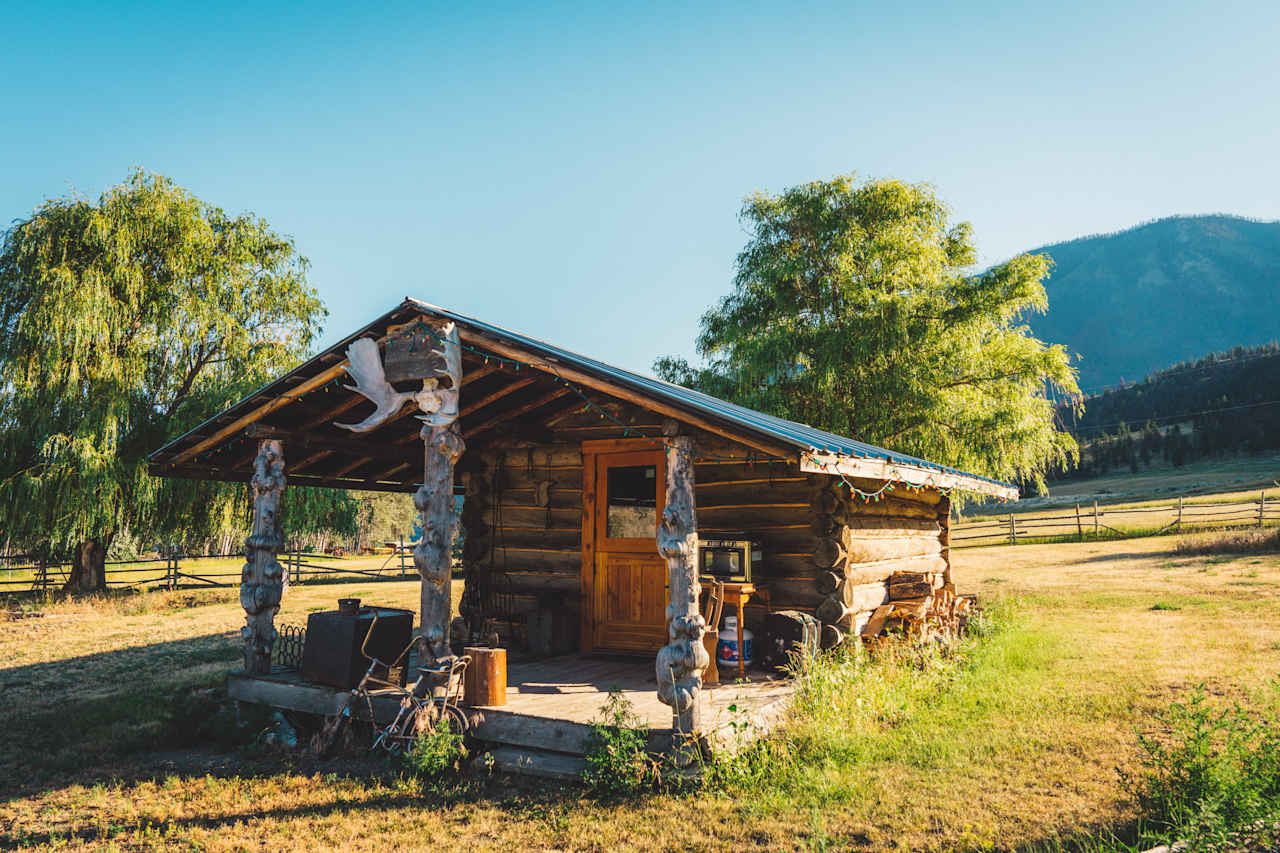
[404,299,1017,494]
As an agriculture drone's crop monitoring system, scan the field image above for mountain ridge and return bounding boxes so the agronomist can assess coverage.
[1015,214,1280,390]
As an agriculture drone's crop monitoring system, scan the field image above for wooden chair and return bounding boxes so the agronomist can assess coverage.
[700,579,725,685]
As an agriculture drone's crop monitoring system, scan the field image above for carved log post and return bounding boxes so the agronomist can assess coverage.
[415,422,464,662]
[655,431,707,755]
[241,439,286,675]
[414,322,465,663]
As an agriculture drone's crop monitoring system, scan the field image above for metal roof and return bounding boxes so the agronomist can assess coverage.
[149,297,1018,499]
[402,299,1018,498]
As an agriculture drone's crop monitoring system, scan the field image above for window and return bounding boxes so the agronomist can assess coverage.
[606,464,657,538]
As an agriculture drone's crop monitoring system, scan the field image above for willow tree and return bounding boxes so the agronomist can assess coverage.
[656,175,1080,492]
[0,170,348,589]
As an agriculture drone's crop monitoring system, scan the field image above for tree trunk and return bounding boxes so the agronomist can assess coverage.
[63,539,107,593]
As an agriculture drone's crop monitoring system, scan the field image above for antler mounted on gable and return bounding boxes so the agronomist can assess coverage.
[333,322,464,434]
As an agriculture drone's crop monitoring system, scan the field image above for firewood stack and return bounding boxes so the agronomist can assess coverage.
[870,570,976,640]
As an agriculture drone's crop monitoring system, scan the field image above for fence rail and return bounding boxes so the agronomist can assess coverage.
[953,490,1280,547]
[0,539,416,596]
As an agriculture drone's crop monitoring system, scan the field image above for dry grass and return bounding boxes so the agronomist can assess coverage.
[1174,528,1280,556]
[2,539,1279,850]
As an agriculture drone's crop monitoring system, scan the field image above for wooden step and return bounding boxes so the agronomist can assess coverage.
[487,745,586,781]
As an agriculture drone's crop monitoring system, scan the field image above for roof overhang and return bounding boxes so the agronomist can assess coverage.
[799,451,1019,501]
[148,297,1019,500]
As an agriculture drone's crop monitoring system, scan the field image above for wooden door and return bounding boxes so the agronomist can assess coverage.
[582,444,667,653]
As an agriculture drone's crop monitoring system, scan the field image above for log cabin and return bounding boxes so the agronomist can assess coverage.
[148,298,1016,775]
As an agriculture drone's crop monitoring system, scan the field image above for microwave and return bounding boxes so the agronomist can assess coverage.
[698,538,761,583]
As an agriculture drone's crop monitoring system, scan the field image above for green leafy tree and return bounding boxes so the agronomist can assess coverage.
[0,170,353,588]
[656,175,1079,491]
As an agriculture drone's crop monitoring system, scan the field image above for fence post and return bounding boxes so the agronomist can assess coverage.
[1075,503,1083,541]
[1260,491,1266,529]
[1177,497,1183,533]
[1008,513,1017,544]
[1093,501,1099,539]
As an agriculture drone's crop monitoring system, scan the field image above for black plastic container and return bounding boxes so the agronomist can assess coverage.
[300,604,414,689]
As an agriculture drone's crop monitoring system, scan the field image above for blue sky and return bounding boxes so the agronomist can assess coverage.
[2,0,1277,374]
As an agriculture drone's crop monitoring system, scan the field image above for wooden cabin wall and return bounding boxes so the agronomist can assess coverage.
[460,444,585,647]
[457,395,953,653]
[807,477,951,647]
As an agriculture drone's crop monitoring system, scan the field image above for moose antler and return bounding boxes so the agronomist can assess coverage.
[334,338,416,433]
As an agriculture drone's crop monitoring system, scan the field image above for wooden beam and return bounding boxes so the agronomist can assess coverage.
[543,398,589,427]
[461,362,505,386]
[465,386,573,438]
[452,328,793,458]
[298,396,365,431]
[799,451,1019,500]
[244,425,414,466]
[368,460,411,481]
[459,376,538,418]
[165,361,353,467]
[292,449,333,474]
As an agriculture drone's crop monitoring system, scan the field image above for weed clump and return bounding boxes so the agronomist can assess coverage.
[581,690,659,797]
[402,723,467,780]
[1126,680,1280,849]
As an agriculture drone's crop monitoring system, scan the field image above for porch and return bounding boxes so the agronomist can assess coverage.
[227,654,795,780]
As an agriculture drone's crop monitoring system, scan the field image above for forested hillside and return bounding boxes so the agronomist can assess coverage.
[1050,344,1280,482]
[1025,215,1280,389]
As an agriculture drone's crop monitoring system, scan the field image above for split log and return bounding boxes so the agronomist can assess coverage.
[820,623,844,650]
[860,604,893,638]
[889,580,937,600]
[890,596,932,620]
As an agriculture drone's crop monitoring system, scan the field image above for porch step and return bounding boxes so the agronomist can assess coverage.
[487,745,586,781]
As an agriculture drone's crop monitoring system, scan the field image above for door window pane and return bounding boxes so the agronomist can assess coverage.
[606,465,657,538]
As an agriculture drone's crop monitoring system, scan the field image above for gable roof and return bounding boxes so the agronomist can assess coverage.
[148,298,1018,500]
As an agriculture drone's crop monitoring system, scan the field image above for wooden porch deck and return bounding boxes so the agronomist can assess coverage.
[228,654,795,779]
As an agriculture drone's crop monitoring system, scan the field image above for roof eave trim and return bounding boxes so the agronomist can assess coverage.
[799,450,1019,500]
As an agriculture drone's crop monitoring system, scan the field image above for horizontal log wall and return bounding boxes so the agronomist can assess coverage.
[462,444,586,646]
[460,396,956,652]
[808,476,950,648]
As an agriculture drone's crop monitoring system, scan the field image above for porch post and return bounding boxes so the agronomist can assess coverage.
[414,322,464,662]
[656,430,706,755]
[240,438,286,675]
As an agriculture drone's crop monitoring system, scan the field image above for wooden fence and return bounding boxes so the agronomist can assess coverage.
[953,491,1280,547]
[0,541,417,596]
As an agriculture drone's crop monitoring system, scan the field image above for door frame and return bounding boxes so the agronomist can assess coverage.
[579,438,667,653]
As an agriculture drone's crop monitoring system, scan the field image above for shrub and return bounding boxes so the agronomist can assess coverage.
[1125,680,1280,847]
[402,722,467,780]
[581,690,659,797]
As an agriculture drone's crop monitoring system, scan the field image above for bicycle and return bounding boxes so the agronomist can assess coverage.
[312,611,471,757]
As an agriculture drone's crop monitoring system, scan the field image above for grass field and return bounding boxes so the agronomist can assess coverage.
[2,535,1278,850]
